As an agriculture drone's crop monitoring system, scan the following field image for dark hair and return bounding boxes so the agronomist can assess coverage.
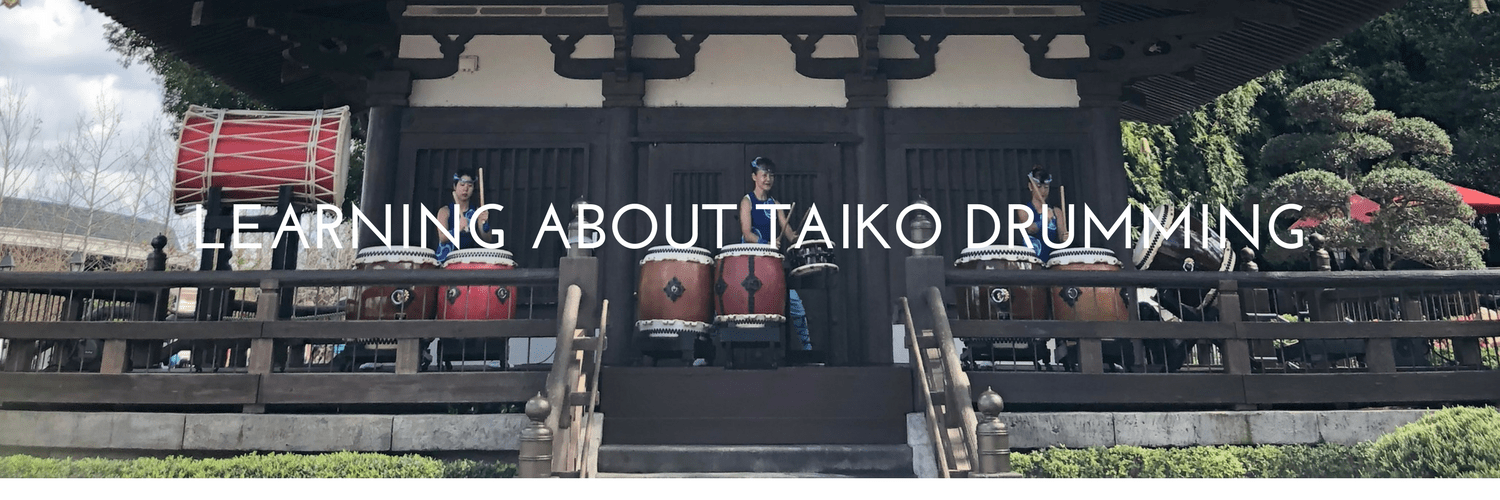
[750,157,776,171]
[1027,166,1052,185]
[453,169,476,188]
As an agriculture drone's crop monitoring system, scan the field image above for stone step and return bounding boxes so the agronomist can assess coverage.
[597,444,915,477]
[595,472,854,478]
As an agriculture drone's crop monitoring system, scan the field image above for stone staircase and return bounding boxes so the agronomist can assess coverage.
[597,444,915,477]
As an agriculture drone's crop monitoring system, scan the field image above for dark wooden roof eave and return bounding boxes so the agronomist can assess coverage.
[79,0,1407,120]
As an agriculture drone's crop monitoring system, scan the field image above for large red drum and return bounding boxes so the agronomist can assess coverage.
[954,245,1049,320]
[439,249,518,320]
[1046,248,1130,322]
[173,105,350,211]
[713,243,787,325]
[353,246,438,320]
[637,246,714,339]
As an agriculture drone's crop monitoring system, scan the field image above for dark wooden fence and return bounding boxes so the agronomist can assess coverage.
[0,257,599,412]
[906,251,1500,410]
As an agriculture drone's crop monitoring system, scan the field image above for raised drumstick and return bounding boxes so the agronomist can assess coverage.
[477,168,486,206]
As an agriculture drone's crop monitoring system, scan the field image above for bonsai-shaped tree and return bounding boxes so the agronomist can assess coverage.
[1359,167,1485,270]
[1261,80,1452,180]
[1265,168,1486,270]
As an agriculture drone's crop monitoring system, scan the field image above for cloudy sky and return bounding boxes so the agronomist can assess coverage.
[1,0,165,154]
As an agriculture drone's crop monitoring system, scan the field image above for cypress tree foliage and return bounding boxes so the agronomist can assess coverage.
[1122,77,1271,209]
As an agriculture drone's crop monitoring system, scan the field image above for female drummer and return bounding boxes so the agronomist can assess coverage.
[435,169,491,262]
[738,157,811,351]
[1017,166,1070,262]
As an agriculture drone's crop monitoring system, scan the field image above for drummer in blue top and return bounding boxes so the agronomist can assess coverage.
[738,157,812,351]
[434,169,492,262]
[1016,166,1070,262]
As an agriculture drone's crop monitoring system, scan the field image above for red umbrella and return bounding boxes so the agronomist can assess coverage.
[1290,194,1379,228]
[1449,183,1500,215]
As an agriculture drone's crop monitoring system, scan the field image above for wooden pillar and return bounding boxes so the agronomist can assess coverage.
[358,71,411,249]
[600,103,636,365]
[852,75,889,366]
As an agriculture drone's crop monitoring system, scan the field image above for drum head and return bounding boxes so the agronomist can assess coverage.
[1048,247,1122,268]
[444,248,517,267]
[355,246,437,265]
[790,239,834,249]
[956,245,1044,266]
[717,243,782,259]
[642,246,714,265]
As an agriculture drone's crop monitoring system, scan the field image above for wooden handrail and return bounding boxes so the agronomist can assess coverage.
[946,268,1500,289]
[926,286,980,470]
[0,268,560,289]
[900,297,951,478]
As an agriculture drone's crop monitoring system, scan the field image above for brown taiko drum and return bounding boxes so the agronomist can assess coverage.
[713,243,787,327]
[637,246,715,343]
[353,246,439,320]
[954,245,1049,320]
[1046,247,1130,322]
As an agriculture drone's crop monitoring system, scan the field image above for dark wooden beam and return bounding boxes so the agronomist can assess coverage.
[0,373,259,405]
[264,319,559,339]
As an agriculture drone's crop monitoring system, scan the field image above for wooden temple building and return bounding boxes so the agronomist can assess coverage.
[6,0,1498,477]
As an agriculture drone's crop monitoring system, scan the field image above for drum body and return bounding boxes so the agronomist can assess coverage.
[354,246,439,320]
[787,239,839,277]
[173,106,350,211]
[439,249,518,320]
[714,243,787,324]
[1133,205,1236,310]
[954,246,1049,320]
[1047,248,1130,322]
[637,246,714,341]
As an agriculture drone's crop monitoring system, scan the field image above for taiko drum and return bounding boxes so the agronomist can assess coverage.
[1046,248,1131,322]
[954,245,1050,320]
[439,249,518,320]
[636,246,715,339]
[713,243,787,325]
[353,246,439,320]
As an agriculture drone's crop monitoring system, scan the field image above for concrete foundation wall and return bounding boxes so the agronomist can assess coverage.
[0,411,531,453]
[907,409,1437,451]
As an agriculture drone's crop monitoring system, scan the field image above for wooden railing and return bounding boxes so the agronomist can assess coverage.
[900,289,979,478]
[907,249,1500,409]
[0,257,599,412]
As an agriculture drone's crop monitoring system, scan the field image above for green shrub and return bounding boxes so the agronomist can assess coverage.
[1366,407,1500,477]
[442,459,518,478]
[0,452,466,478]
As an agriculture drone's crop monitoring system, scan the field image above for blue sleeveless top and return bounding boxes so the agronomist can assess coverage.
[745,192,777,244]
[435,202,490,262]
[1028,201,1060,262]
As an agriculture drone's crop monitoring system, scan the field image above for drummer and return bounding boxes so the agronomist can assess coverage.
[738,157,811,351]
[1016,166,1070,262]
[435,169,492,262]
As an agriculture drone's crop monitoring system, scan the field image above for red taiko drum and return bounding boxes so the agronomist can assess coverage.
[173,105,350,212]
[353,246,438,320]
[636,246,714,340]
[954,245,1049,320]
[713,243,786,325]
[439,249,518,320]
[1046,248,1130,322]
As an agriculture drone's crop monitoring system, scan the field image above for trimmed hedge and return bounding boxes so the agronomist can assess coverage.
[1011,406,1500,478]
[2,407,1496,478]
[0,452,515,478]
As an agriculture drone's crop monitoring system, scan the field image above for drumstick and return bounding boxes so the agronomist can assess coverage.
[1059,185,1068,235]
[477,168,486,206]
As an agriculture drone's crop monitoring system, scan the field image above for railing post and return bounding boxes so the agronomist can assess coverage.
[904,201,945,338]
[520,393,556,478]
[1218,279,1254,409]
[972,388,1022,478]
[0,252,9,372]
[245,279,280,413]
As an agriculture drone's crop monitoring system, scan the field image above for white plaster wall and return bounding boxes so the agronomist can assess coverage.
[642,35,849,107]
[887,35,1086,108]
[403,35,609,107]
[401,33,1088,108]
